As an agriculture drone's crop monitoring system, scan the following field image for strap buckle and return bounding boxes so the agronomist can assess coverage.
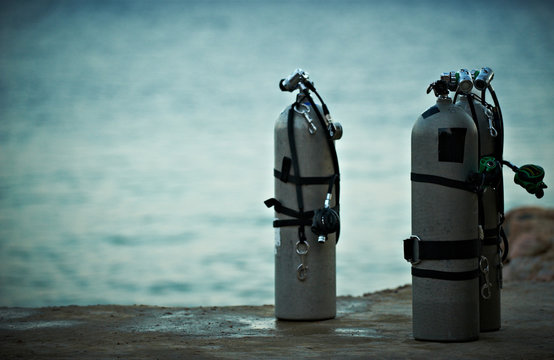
[403,235,421,265]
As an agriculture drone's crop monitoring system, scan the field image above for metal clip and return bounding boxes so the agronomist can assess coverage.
[297,264,308,281]
[480,256,492,300]
[296,241,309,281]
[294,103,317,135]
[485,107,498,137]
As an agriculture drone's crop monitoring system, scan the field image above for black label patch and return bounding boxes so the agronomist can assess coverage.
[438,128,467,163]
[421,105,440,119]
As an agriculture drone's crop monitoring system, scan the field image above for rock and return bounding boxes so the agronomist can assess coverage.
[503,206,554,281]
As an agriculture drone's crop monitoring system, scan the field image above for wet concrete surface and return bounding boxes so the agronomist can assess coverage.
[1,281,552,359]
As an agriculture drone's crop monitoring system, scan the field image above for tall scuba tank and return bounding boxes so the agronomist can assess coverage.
[454,67,502,332]
[407,78,480,341]
[266,69,342,320]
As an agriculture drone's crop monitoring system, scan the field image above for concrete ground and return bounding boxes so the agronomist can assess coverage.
[0,281,552,359]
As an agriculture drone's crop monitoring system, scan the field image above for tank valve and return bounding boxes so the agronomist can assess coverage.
[427,79,449,98]
[473,67,494,91]
[457,69,473,94]
[279,68,313,92]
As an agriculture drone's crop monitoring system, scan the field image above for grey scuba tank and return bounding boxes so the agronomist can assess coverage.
[265,69,341,320]
[455,92,502,332]
[407,85,480,341]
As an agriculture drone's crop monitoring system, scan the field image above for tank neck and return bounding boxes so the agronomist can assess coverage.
[436,96,452,104]
[296,92,308,104]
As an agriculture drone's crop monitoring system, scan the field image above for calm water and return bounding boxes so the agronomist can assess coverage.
[1,0,553,307]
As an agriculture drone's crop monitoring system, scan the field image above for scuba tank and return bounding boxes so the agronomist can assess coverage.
[453,68,503,332]
[407,67,548,339]
[405,75,480,341]
[453,67,547,332]
[265,69,342,320]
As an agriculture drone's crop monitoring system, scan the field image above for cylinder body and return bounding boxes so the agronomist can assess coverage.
[456,95,502,331]
[273,101,337,320]
[411,97,479,341]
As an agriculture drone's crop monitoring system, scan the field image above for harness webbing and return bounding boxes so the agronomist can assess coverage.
[412,267,480,281]
[274,165,335,186]
[264,198,314,220]
[403,237,480,262]
[466,94,486,228]
[410,172,478,193]
[287,103,305,219]
[266,92,341,243]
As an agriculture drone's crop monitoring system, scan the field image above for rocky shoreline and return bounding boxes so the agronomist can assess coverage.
[502,206,554,281]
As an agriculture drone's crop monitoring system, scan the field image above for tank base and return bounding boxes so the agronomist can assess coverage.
[276,315,336,322]
[414,335,479,343]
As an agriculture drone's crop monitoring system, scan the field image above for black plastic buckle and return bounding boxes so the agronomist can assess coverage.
[403,235,421,265]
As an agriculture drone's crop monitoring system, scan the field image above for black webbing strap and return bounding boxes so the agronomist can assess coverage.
[483,227,501,246]
[265,198,341,229]
[405,236,480,281]
[267,95,341,243]
[264,198,314,220]
[411,172,478,193]
[467,94,487,228]
[273,218,312,228]
[287,104,304,217]
[265,103,311,243]
[403,237,480,262]
[411,267,479,281]
[274,168,335,185]
[483,227,498,238]
[277,156,292,182]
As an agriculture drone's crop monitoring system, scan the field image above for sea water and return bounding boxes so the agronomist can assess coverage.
[0,0,552,307]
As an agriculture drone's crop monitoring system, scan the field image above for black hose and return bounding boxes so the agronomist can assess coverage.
[481,89,486,105]
[304,82,330,116]
[305,92,341,243]
[467,94,481,158]
[501,160,519,173]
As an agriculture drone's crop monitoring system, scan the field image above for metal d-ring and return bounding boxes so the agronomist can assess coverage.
[293,102,309,114]
[296,240,309,255]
